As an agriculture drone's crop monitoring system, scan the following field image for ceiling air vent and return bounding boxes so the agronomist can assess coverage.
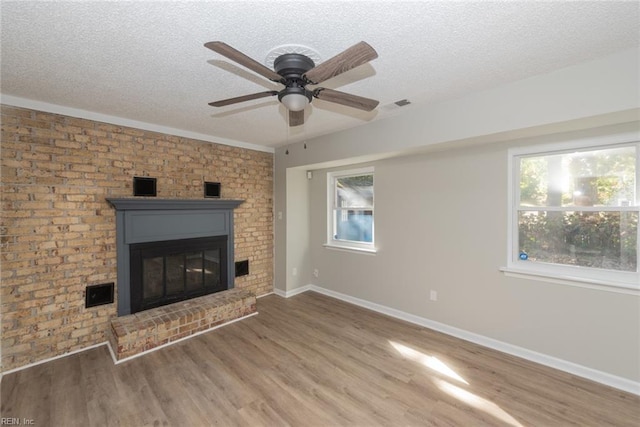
[382,99,412,112]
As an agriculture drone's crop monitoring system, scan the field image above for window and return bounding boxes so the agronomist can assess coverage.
[326,167,375,252]
[508,137,639,290]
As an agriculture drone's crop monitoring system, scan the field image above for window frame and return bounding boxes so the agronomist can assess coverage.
[326,167,376,253]
[506,133,640,292]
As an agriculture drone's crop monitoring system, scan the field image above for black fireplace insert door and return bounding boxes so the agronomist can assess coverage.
[129,236,228,313]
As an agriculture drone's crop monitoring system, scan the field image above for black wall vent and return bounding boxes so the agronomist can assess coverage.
[235,260,249,277]
[133,177,157,197]
[86,282,114,308]
[204,181,221,198]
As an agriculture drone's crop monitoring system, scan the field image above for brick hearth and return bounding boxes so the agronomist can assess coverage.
[109,288,256,361]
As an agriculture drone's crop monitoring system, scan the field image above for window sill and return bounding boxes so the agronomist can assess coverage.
[323,243,377,255]
[499,267,639,295]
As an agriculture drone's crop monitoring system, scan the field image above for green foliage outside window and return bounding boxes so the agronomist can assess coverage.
[519,211,637,271]
[517,145,637,272]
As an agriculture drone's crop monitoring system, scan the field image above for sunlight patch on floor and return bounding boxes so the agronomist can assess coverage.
[389,341,469,385]
[389,340,523,426]
[435,379,524,427]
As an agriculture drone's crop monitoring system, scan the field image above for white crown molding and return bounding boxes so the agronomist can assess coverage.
[0,94,274,154]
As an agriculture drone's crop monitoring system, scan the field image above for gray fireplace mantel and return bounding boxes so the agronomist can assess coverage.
[107,198,244,316]
[107,198,244,211]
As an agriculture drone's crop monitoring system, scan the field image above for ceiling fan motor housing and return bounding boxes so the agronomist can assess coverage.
[274,53,315,79]
[274,53,314,105]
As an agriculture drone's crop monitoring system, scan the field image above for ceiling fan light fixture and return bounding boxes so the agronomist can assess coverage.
[278,87,312,112]
[281,93,310,111]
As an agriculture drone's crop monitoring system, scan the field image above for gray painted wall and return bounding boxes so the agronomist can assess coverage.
[307,131,639,382]
[274,48,640,382]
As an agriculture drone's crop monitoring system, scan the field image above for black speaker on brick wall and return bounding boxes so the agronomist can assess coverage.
[204,181,221,198]
[133,177,157,197]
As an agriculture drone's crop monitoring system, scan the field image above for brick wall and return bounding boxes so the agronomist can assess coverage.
[0,105,273,372]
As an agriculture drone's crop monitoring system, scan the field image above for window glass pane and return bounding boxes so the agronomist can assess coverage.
[143,256,163,299]
[166,254,184,295]
[204,249,221,288]
[518,210,637,272]
[185,251,203,291]
[519,146,636,207]
[336,174,373,209]
[334,209,373,243]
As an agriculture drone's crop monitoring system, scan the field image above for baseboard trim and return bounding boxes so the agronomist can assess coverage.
[280,284,640,396]
[1,312,260,378]
[109,311,259,365]
[1,342,110,380]
[273,285,311,298]
[256,291,275,298]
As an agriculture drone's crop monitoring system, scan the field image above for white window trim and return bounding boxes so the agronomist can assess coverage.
[326,166,376,254]
[503,131,640,294]
[322,243,377,255]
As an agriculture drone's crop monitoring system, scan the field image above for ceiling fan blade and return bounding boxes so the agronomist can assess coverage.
[313,88,379,111]
[303,41,378,85]
[205,41,283,82]
[208,91,278,107]
[289,110,304,127]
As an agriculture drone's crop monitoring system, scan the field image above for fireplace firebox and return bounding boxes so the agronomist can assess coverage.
[130,236,228,314]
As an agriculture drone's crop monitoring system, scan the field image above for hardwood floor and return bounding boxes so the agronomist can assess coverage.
[2,292,639,426]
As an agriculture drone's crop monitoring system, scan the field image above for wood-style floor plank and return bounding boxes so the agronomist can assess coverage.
[2,292,639,426]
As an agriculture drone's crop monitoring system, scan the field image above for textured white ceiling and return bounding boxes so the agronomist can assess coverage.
[1,1,638,149]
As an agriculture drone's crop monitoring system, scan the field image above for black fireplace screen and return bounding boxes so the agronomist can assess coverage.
[130,236,228,313]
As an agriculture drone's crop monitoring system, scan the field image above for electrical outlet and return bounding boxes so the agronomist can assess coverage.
[292,267,297,276]
[313,269,319,278]
[430,290,438,301]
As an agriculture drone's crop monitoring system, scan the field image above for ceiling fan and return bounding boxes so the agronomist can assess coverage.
[205,41,379,126]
